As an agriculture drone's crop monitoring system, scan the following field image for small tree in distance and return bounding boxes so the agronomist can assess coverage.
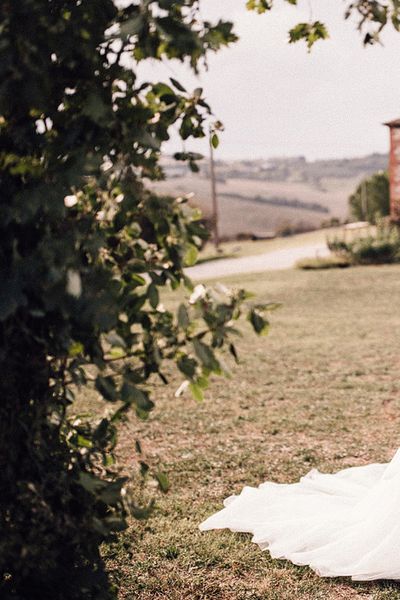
[349,172,390,224]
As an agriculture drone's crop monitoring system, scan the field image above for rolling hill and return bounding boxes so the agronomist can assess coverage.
[150,153,388,239]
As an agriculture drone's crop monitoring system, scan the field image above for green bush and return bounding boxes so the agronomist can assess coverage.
[0,3,273,599]
[328,224,400,265]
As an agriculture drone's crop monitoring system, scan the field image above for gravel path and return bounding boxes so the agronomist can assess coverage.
[186,242,330,280]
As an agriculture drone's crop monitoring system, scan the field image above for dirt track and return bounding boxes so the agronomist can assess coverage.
[186,242,330,280]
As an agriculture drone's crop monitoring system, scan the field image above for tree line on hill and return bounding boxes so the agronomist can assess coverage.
[219,191,329,213]
[164,153,389,188]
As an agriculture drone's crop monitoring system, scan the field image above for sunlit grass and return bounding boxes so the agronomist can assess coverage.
[98,264,400,599]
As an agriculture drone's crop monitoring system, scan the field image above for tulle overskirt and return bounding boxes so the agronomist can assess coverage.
[200,449,400,580]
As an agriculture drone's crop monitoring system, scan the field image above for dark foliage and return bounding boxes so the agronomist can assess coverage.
[328,223,400,265]
[0,2,273,598]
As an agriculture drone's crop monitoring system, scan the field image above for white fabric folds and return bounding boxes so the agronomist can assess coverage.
[199,449,400,580]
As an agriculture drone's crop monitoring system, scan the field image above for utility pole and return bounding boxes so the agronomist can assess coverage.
[209,127,220,251]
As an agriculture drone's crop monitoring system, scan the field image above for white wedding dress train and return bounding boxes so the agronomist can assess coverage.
[199,449,400,580]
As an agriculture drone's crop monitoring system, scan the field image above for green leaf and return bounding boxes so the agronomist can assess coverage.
[120,14,144,37]
[196,375,209,389]
[192,338,220,371]
[121,382,154,414]
[211,133,219,149]
[93,418,109,442]
[148,283,159,309]
[169,77,186,92]
[289,21,329,49]
[155,471,170,493]
[105,332,127,348]
[189,160,200,173]
[140,461,149,477]
[177,354,196,378]
[189,382,204,402]
[248,309,270,336]
[103,454,115,467]
[68,341,84,357]
[177,303,190,328]
[131,274,146,286]
[229,343,239,363]
[246,0,272,13]
[76,435,93,449]
[109,347,126,359]
[184,244,198,266]
[183,275,194,291]
[95,376,117,402]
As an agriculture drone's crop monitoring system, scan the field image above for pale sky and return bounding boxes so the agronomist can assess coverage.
[136,0,400,161]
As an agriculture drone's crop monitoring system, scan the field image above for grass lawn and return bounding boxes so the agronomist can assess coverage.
[101,264,400,599]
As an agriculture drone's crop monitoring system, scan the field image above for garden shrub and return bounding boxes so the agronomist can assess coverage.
[328,223,400,265]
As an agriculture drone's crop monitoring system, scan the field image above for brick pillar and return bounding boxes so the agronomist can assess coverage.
[385,120,400,221]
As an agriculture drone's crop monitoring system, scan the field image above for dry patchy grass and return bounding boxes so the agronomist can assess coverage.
[99,265,400,599]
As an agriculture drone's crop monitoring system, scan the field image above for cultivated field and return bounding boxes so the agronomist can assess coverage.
[99,264,400,599]
[150,175,360,239]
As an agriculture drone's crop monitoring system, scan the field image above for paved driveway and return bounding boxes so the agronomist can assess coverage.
[186,242,330,280]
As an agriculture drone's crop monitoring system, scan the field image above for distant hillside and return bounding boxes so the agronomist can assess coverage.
[151,153,388,239]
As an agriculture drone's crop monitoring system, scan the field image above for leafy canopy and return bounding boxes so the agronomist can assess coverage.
[247,0,400,48]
